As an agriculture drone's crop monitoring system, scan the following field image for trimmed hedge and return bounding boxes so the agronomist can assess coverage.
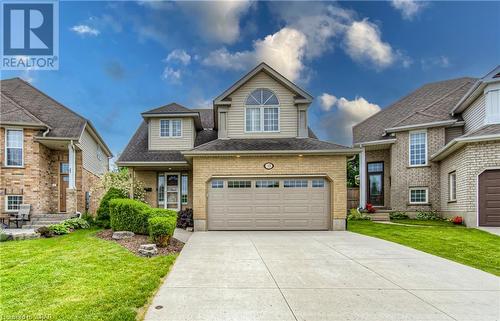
[96,187,127,228]
[144,208,177,219]
[109,199,150,234]
[148,216,176,247]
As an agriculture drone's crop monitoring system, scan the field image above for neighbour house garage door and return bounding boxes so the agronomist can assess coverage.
[208,177,330,230]
[479,169,500,227]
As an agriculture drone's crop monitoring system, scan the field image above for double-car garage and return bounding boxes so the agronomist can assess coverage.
[479,169,500,227]
[207,177,330,230]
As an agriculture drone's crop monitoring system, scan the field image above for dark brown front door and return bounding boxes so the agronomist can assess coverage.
[367,162,384,206]
[479,169,500,226]
[60,163,69,212]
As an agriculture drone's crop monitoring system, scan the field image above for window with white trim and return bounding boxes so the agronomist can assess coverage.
[228,180,251,188]
[6,195,23,212]
[409,188,428,204]
[312,179,325,188]
[5,129,23,167]
[245,89,279,132]
[211,180,224,188]
[409,131,427,166]
[160,119,182,137]
[284,179,308,188]
[256,180,279,188]
[448,172,456,202]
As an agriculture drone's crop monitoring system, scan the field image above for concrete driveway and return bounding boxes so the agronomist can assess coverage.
[145,231,500,321]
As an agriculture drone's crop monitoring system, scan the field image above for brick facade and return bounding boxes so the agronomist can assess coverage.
[191,155,348,231]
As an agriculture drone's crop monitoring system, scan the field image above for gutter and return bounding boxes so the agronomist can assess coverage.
[384,120,458,134]
[115,161,189,167]
[182,148,361,157]
[354,138,397,148]
[430,133,500,161]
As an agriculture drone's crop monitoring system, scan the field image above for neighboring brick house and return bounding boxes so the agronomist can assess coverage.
[117,63,358,231]
[353,66,500,227]
[0,78,112,224]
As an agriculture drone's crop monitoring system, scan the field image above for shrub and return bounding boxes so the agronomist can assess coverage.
[144,208,177,219]
[48,224,70,235]
[62,218,90,230]
[177,208,193,228]
[347,208,370,221]
[0,230,9,242]
[416,210,440,220]
[390,211,409,220]
[365,203,376,213]
[96,187,127,228]
[148,216,177,247]
[109,198,150,234]
[80,212,95,225]
[36,226,53,238]
[452,216,464,225]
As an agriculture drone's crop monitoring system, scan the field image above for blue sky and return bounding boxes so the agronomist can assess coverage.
[2,1,499,157]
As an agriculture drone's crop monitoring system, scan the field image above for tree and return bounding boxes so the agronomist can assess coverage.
[96,168,146,202]
[347,155,359,188]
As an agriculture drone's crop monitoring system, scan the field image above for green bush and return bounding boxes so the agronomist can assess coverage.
[109,198,151,234]
[80,212,95,225]
[0,230,9,242]
[144,208,177,219]
[62,218,90,230]
[347,208,370,221]
[390,211,409,220]
[96,187,128,228]
[416,210,440,220]
[148,216,177,247]
[48,224,70,235]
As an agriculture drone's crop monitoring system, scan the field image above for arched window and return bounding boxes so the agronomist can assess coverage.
[245,89,279,132]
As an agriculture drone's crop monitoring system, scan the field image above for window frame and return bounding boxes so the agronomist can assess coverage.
[408,130,428,167]
[255,180,279,188]
[409,187,429,204]
[181,174,188,205]
[5,128,24,167]
[284,179,308,188]
[5,195,23,212]
[227,180,252,188]
[244,89,280,133]
[159,119,182,138]
[312,179,325,188]
[448,171,457,202]
[211,180,224,189]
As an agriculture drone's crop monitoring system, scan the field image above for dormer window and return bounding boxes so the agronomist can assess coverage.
[160,119,182,137]
[245,89,279,132]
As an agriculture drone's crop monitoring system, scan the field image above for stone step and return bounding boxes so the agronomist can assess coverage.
[23,224,53,229]
[369,213,391,221]
[31,214,74,219]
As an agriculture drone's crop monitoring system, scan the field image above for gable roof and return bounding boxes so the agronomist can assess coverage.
[0,77,112,156]
[141,102,195,115]
[353,77,476,144]
[214,62,313,105]
[0,93,48,127]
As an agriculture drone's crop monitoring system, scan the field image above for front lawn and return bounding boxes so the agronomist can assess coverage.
[391,219,463,227]
[348,220,500,276]
[0,229,176,321]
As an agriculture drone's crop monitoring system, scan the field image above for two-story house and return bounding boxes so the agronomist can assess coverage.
[0,78,112,226]
[353,66,500,227]
[117,63,357,231]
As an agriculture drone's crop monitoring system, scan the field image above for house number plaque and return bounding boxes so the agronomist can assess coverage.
[264,162,274,170]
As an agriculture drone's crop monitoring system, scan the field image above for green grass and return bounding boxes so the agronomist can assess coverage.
[348,220,500,276]
[391,219,463,227]
[0,229,176,321]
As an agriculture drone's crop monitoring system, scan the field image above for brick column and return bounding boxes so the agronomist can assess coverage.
[66,188,78,214]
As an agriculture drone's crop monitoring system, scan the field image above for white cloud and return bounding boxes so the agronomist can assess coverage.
[178,1,253,44]
[319,94,380,145]
[421,55,450,70]
[162,67,182,84]
[203,27,307,82]
[166,49,191,65]
[319,93,338,111]
[344,19,395,69]
[71,24,100,36]
[391,0,427,20]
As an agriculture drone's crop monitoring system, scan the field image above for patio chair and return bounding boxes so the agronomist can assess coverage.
[9,204,31,228]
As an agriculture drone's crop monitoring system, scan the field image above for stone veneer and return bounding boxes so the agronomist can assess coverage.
[191,155,348,231]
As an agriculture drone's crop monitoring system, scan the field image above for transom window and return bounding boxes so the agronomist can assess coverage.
[312,179,325,188]
[211,180,224,188]
[160,119,182,137]
[228,181,251,188]
[284,179,308,188]
[6,195,23,212]
[5,129,23,167]
[409,188,428,204]
[256,180,279,188]
[449,172,457,202]
[245,88,279,132]
[409,131,427,166]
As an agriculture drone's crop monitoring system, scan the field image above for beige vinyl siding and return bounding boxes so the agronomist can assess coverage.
[463,95,486,134]
[445,126,463,144]
[149,117,194,150]
[79,128,109,176]
[226,71,298,138]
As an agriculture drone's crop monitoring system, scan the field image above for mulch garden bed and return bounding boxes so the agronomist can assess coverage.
[96,229,184,256]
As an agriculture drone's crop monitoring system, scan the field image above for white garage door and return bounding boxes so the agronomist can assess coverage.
[208,177,330,230]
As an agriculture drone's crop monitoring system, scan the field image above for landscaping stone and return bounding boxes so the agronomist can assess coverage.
[138,244,158,257]
[112,231,135,240]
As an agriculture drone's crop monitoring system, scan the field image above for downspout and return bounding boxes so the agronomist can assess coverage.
[69,140,81,217]
[42,127,50,137]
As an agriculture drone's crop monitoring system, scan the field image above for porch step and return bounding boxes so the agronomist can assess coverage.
[31,214,75,220]
[368,212,390,221]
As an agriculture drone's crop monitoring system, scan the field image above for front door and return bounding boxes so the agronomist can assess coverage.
[60,163,69,212]
[165,173,180,210]
[367,162,384,206]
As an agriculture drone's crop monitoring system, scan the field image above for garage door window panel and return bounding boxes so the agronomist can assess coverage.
[228,181,251,188]
[312,179,325,188]
[211,180,224,188]
[284,179,308,188]
[256,180,279,188]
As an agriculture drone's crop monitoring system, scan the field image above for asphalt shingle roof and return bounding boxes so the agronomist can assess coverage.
[353,77,477,144]
[0,93,47,127]
[142,103,194,115]
[1,78,86,138]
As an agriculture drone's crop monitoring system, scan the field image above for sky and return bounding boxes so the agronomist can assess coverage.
[2,0,499,158]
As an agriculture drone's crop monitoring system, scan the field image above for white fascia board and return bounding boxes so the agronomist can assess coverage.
[430,134,500,161]
[385,120,457,133]
[354,138,397,148]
